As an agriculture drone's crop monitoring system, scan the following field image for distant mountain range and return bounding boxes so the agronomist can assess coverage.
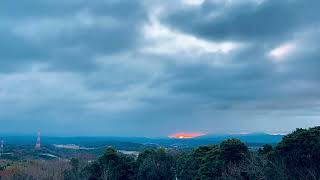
[0,133,285,150]
[198,133,284,144]
[130,133,284,149]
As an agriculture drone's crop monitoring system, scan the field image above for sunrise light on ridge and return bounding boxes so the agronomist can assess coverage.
[169,132,206,139]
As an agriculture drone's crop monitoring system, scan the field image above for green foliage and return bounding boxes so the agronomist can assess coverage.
[63,127,320,180]
[176,152,198,180]
[70,158,80,171]
[137,148,175,180]
[258,144,273,155]
[276,127,320,179]
[176,145,220,180]
[82,161,102,180]
[79,147,137,180]
[197,146,223,180]
[176,141,251,180]
[98,147,137,180]
[64,158,82,180]
[220,139,249,164]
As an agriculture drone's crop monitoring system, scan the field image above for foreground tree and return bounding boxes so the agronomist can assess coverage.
[62,126,320,180]
[197,145,223,180]
[176,145,219,180]
[176,140,251,180]
[137,148,175,180]
[220,139,249,165]
[276,127,320,179]
[82,147,137,180]
[258,144,273,155]
[64,158,81,180]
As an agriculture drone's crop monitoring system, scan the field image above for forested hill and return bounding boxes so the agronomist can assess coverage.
[0,133,283,149]
[67,126,320,180]
[1,127,320,179]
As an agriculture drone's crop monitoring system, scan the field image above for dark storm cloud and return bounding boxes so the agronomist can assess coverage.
[160,0,320,115]
[159,32,320,112]
[165,60,319,111]
[0,0,147,71]
[0,0,319,136]
[164,0,320,41]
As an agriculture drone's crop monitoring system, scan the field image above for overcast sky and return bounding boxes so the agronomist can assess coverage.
[0,0,319,136]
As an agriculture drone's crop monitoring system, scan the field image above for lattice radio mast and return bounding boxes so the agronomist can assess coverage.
[35,129,41,149]
[0,139,3,152]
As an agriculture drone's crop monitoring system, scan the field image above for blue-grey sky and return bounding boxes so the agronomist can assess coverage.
[0,0,319,136]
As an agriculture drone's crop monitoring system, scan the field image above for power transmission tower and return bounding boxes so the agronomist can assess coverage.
[35,129,41,149]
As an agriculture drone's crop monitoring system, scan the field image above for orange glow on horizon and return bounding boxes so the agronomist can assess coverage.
[169,132,206,139]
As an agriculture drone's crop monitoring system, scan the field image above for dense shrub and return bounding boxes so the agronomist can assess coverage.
[137,148,175,180]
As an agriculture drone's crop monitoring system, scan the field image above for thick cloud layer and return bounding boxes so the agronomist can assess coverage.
[164,0,320,41]
[0,0,319,136]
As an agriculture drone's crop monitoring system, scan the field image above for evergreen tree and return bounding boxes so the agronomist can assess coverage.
[137,148,175,180]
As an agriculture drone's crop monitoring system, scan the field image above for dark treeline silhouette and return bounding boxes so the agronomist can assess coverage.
[63,126,320,180]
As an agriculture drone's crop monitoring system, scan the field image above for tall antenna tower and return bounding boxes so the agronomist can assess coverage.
[0,140,3,152]
[35,129,41,149]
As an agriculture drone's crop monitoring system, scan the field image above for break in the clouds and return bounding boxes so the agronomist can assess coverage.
[0,0,319,136]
